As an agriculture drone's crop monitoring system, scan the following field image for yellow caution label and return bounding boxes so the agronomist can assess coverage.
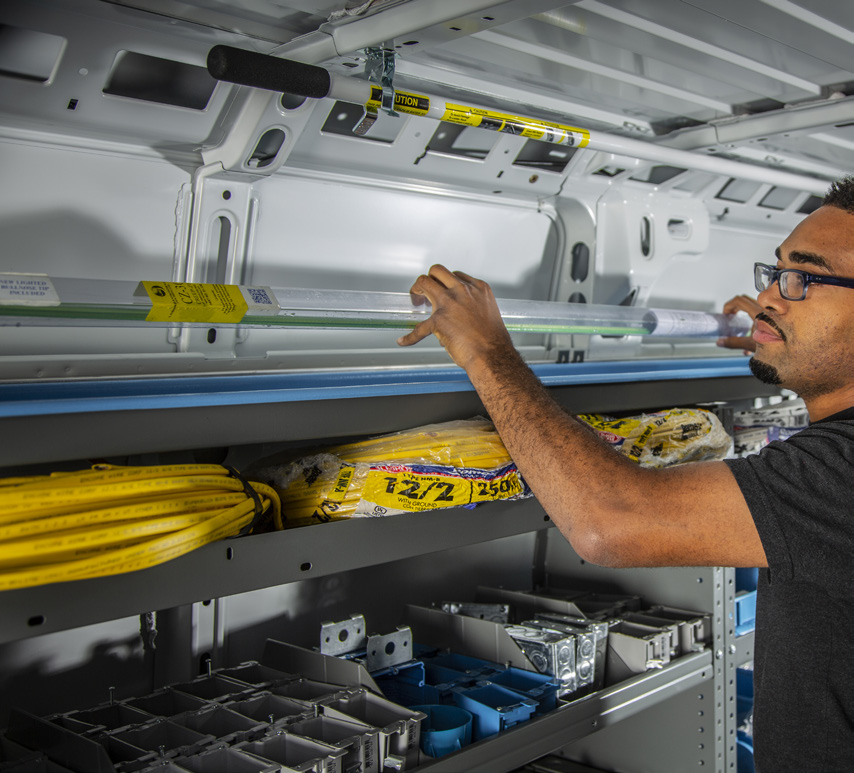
[367,87,431,116]
[140,281,248,324]
[441,103,590,147]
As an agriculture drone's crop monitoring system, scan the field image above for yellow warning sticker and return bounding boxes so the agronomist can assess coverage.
[440,103,590,147]
[140,282,248,324]
[367,87,431,116]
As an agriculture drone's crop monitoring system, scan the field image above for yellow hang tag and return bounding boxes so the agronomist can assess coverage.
[139,281,248,323]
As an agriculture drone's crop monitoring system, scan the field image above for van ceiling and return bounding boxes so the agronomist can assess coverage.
[103,0,854,176]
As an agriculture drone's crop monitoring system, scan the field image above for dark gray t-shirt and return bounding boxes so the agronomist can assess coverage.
[725,406,854,773]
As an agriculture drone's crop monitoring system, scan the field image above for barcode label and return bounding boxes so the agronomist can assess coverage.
[240,286,279,315]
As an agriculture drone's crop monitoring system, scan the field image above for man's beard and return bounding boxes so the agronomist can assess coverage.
[749,357,782,385]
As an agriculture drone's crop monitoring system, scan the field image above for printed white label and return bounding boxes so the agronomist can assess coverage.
[239,286,279,315]
[652,309,720,337]
[0,274,60,306]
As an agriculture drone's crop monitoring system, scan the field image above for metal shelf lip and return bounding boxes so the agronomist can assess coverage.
[0,358,751,418]
[0,498,552,645]
[415,650,714,772]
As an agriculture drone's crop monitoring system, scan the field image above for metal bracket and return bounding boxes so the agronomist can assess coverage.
[364,43,398,116]
[365,626,412,671]
[320,614,367,656]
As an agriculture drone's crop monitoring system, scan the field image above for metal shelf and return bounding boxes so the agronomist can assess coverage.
[736,630,755,666]
[415,651,713,772]
[0,497,552,645]
[0,359,776,468]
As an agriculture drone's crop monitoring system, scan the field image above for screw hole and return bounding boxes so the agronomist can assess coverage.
[300,562,312,572]
[28,615,45,627]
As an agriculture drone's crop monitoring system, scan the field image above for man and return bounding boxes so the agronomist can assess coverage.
[397,177,854,773]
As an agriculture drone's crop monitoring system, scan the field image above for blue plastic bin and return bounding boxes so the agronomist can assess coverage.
[737,730,755,773]
[450,683,537,740]
[484,667,561,714]
[411,705,473,758]
[735,590,757,636]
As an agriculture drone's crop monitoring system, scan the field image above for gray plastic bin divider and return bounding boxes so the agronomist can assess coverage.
[95,732,156,769]
[173,705,267,745]
[169,745,284,773]
[65,703,156,734]
[135,762,194,773]
[289,715,380,773]
[216,662,299,689]
[236,732,347,773]
[0,735,48,768]
[5,709,117,773]
[271,678,348,705]
[126,689,211,718]
[227,692,315,726]
[171,674,257,703]
[322,690,424,770]
[113,719,215,758]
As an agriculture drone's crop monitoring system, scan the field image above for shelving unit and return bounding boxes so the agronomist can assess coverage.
[0,366,764,772]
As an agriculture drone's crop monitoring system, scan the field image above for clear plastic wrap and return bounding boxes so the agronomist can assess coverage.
[576,408,732,467]
[255,419,530,528]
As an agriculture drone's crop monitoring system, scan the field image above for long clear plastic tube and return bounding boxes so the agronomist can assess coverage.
[0,277,751,338]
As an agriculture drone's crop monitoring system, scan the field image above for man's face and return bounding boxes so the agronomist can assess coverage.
[750,205,854,404]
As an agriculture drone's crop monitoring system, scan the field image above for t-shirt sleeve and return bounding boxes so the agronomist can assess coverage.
[724,420,854,593]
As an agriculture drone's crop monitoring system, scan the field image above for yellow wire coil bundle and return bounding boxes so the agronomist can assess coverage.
[255,418,530,528]
[0,463,282,591]
[576,407,732,467]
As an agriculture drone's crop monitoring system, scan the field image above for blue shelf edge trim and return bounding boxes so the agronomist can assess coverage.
[0,358,753,418]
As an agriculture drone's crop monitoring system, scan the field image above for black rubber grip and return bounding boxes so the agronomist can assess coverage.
[207,45,331,99]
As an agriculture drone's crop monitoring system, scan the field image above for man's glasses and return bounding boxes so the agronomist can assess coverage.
[754,262,854,301]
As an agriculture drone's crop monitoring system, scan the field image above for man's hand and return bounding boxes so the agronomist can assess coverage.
[396,264,516,371]
[717,294,762,353]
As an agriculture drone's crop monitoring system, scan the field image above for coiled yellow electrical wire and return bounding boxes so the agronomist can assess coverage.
[0,464,281,591]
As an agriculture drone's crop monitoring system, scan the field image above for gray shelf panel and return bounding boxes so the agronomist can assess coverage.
[0,498,552,644]
[0,375,775,469]
[736,630,755,666]
[415,651,714,772]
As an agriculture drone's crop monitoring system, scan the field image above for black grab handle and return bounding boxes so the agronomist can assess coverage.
[207,45,331,99]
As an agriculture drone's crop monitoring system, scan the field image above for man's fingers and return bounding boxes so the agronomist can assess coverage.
[397,319,434,348]
[427,264,463,287]
[723,295,762,318]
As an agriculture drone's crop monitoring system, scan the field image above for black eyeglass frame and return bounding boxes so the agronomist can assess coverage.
[754,262,854,301]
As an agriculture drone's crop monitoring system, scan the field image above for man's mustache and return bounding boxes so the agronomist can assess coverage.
[755,312,787,342]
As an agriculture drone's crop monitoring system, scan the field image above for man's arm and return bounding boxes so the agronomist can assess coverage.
[398,265,768,569]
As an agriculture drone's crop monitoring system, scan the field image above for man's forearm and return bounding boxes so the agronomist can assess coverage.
[466,343,648,551]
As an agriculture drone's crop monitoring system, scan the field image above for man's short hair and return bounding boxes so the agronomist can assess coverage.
[823,176,854,214]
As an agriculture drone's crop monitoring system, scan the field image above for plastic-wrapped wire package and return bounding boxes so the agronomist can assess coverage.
[731,398,809,456]
[256,418,531,528]
[575,408,732,467]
